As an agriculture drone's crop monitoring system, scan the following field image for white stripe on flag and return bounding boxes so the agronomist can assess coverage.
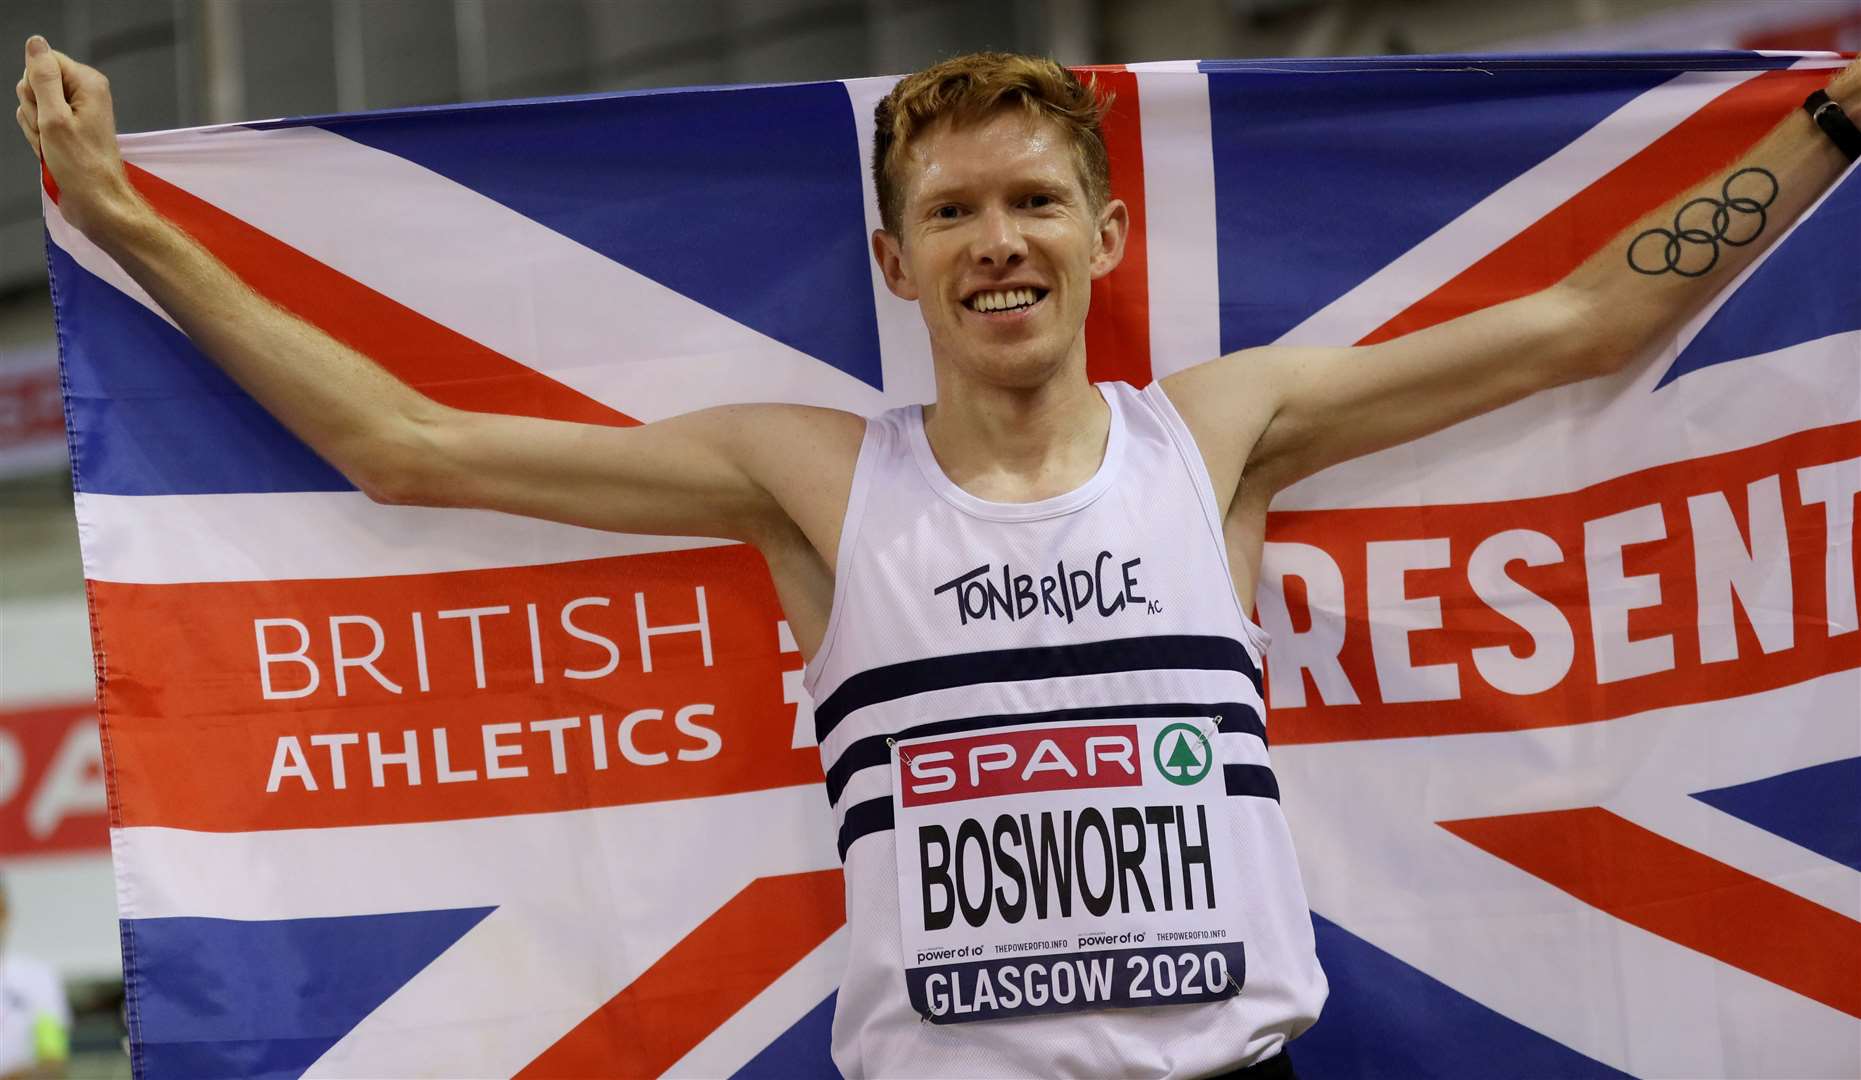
[1125,60,1203,73]
[112,787,836,921]
[76,490,730,584]
[1138,71,1223,376]
[844,75,941,409]
[118,124,891,422]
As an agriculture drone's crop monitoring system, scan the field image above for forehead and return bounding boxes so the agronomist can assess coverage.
[898,110,1082,204]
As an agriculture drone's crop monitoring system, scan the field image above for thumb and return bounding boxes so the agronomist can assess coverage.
[23,36,70,124]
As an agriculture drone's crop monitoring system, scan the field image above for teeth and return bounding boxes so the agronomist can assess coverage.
[971,288,1039,312]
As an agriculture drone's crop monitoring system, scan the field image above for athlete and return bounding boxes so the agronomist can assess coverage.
[17,35,1861,1080]
[0,876,72,1080]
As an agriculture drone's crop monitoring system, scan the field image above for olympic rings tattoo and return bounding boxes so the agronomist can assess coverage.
[1626,167,1778,278]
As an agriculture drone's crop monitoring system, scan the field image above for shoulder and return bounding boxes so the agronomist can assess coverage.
[690,402,868,486]
[718,402,868,455]
[1156,349,1287,503]
[718,403,869,547]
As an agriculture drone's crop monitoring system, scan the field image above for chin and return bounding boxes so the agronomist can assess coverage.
[965,342,1074,390]
[924,314,1084,391]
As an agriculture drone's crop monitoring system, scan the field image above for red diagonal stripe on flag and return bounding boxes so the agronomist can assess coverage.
[119,162,639,427]
[1360,66,1832,346]
[1441,807,1861,1019]
[516,869,845,1078]
[1077,66,1153,387]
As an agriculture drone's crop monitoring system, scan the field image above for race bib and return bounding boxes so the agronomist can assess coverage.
[891,717,1248,1024]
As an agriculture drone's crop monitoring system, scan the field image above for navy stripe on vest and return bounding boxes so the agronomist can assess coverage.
[824,701,1266,807]
[837,796,894,861]
[835,763,1282,860]
[813,634,1262,745]
[1224,764,1280,801]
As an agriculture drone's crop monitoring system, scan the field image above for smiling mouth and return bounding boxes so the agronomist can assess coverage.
[964,287,1049,314]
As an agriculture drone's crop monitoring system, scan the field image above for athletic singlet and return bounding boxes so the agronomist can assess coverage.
[804,381,1326,1079]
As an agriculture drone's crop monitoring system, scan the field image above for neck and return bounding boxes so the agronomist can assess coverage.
[921,357,1110,502]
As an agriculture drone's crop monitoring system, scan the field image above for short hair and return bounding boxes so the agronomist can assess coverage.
[871,52,1112,235]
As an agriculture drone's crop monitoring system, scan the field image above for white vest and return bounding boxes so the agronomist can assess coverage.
[805,381,1326,1079]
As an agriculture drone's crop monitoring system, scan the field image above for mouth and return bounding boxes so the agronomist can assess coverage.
[962,286,1049,318]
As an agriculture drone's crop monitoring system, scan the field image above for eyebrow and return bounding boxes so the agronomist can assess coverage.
[915,171,1073,210]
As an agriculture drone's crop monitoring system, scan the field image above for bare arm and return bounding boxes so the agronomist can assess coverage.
[1171,56,1861,506]
[15,37,857,546]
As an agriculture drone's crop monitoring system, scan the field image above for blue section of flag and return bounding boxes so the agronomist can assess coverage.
[1692,756,1861,873]
[320,82,884,390]
[1296,914,1632,1079]
[1206,66,1673,352]
[1660,167,1861,388]
[731,991,840,1079]
[46,240,353,497]
[125,906,493,1080]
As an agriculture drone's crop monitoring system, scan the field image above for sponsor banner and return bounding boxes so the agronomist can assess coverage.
[0,702,108,859]
[892,718,1247,1022]
[0,343,64,478]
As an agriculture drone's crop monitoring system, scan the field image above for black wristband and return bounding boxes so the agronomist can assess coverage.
[1804,89,1861,163]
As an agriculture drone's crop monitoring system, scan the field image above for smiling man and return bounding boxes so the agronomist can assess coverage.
[17,39,1861,1080]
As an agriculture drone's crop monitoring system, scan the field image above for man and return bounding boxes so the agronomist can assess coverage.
[17,36,1860,1080]
[0,875,71,1080]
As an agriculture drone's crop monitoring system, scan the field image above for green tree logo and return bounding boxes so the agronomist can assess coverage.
[1153,723,1213,786]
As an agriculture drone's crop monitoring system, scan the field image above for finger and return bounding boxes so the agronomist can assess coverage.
[23,36,69,125]
[15,75,32,111]
[16,103,40,157]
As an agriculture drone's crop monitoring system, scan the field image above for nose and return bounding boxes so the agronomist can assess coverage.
[972,205,1026,267]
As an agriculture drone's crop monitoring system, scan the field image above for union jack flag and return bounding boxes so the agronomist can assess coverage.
[45,51,1859,1078]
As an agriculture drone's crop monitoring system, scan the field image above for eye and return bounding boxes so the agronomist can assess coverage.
[1024,193,1055,209]
[933,204,963,220]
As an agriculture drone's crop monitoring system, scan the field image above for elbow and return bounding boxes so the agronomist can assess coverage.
[355,465,423,506]
[1580,328,1654,380]
[349,416,454,507]
[1552,285,1658,381]
[1580,343,1635,380]
[349,449,423,506]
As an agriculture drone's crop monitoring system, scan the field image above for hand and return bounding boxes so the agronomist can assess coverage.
[1830,53,1861,110]
[15,34,141,239]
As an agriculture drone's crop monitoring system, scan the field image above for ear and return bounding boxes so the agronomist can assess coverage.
[1088,197,1129,281]
[872,228,919,301]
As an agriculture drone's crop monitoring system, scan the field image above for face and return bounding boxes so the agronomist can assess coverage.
[873,110,1127,391]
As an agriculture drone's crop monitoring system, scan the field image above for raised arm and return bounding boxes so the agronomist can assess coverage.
[14,36,860,548]
[1170,56,1860,506]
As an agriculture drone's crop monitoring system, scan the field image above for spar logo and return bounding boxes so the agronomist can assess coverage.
[1152,723,1213,786]
[899,724,1143,807]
